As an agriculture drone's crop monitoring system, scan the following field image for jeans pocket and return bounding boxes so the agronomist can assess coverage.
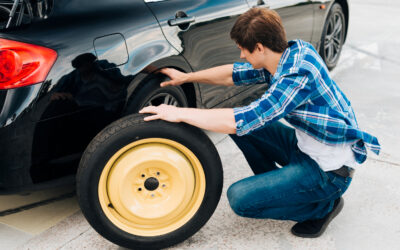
[331,174,352,195]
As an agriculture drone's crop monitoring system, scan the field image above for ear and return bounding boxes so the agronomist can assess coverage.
[255,43,265,53]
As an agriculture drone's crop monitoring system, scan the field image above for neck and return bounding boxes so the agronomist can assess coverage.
[264,51,284,75]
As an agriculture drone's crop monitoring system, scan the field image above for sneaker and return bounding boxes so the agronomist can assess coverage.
[291,197,344,238]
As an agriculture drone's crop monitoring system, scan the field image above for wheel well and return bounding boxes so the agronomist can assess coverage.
[127,66,196,108]
[181,82,196,108]
[335,0,349,42]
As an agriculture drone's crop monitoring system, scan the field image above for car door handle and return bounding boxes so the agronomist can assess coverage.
[254,0,270,8]
[168,16,195,27]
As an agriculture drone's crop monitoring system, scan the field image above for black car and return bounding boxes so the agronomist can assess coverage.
[0,0,348,248]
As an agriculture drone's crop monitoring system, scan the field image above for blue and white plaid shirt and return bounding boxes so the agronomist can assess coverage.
[233,39,380,164]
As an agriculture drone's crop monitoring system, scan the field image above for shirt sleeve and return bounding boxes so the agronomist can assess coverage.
[234,72,312,136]
[232,62,271,86]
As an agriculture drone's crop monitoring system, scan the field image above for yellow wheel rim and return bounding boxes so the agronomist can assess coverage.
[98,138,206,237]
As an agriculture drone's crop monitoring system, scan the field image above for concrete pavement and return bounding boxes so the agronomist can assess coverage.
[14,138,400,250]
[5,0,400,249]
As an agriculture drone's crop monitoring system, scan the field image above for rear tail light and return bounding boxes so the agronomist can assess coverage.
[0,38,57,90]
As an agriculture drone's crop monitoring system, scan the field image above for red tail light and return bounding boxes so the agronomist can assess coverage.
[0,38,57,90]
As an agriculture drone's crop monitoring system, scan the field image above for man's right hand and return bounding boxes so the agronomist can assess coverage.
[160,68,189,87]
[159,64,234,87]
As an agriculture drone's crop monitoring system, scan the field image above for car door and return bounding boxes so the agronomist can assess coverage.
[145,0,257,108]
[246,0,315,42]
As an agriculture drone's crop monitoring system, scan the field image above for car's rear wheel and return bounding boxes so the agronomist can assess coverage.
[77,114,223,249]
[319,3,346,70]
[124,74,188,114]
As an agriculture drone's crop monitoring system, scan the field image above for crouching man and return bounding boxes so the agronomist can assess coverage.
[140,8,380,237]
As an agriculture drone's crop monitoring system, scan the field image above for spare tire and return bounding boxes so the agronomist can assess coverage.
[76,114,223,249]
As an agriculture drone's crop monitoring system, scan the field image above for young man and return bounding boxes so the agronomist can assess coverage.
[139,8,380,237]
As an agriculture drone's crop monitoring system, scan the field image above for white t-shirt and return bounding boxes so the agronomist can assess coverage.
[295,129,358,172]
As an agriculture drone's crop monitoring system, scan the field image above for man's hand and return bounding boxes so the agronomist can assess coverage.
[139,104,182,122]
[140,105,236,134]
[160,68,189,87]
[159,64,234,87]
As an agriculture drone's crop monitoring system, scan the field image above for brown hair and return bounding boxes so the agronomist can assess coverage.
[230,8,288,53]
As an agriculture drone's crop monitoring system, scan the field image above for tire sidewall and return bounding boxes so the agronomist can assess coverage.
[77,115,223,249]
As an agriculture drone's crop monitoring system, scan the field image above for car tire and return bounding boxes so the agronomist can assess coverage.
[124,74,188,114]
[319,3,346,70]
[76,114,223,249]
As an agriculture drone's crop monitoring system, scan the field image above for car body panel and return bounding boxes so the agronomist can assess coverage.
[145,0,258,108]
[0,0,195,191]
[246,0,316,43]
[0,0,347,193]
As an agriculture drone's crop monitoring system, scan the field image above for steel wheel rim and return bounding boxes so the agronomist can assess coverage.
[324,12,344,65]
[144,93,179,107]
[98,138,206,237]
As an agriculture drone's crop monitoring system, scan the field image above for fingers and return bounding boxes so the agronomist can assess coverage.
[160,80,182,87]
[159,68,172,82]
[159,68,184,87]
[160,80,175,87]
[139,106,160,121]
[139,104,180,123]
[139,106,157,114]
[159,68,167,73]
[144,114,161,121]
[159,68,171,75]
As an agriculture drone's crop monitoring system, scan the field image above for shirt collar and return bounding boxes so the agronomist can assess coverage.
[273,40,299,80]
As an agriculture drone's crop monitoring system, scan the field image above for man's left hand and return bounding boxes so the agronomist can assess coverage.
[139,104,182,122]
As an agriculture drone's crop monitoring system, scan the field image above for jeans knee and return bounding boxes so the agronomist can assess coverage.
[227,183,246,216]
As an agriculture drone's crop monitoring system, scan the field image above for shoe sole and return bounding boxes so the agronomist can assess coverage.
[291,197,344,238]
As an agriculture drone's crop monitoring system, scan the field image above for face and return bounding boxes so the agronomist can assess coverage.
[238,44,265,69]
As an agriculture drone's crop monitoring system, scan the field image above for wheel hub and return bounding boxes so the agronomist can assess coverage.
[145,93,179,107]
[144,177,159,191]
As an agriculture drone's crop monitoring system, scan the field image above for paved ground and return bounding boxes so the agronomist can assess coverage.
[2,0,400,249]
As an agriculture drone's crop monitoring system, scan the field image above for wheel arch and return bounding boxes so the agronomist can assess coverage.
[124,57,199,115]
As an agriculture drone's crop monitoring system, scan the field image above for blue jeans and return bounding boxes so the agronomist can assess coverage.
[227,121,352,222]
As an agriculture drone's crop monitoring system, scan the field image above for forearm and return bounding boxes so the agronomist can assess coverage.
[187,64,234,86]
[178,108,236,134]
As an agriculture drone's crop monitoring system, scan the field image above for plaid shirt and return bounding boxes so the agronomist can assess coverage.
[233,39,380,164]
